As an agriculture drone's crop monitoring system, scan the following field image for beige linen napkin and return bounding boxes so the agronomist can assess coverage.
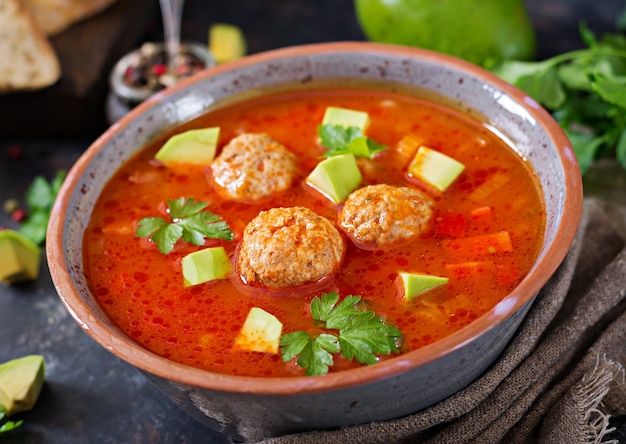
[259,198,626,444]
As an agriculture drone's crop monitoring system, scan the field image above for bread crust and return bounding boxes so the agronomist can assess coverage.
[0,0,61,91]
[22,0,118,35]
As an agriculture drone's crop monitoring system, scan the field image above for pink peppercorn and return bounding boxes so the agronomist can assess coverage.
[7,145,22,159]
[11,208,27,223]
[152,63,167,76]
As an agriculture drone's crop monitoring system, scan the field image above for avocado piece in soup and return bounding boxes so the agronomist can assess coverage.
[408,146,465,192]
[322,106,369,131]
[0,355,45,416]
[398,271,448,301]
[155,127,220,167]
[306,153,362,204]
[181,246,231,287]
[0,229,41,285]
[234,307,283,354]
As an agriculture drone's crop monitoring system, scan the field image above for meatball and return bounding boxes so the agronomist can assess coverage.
[238,207,345,288]
[210,133,297,202]
[339,184,434,249]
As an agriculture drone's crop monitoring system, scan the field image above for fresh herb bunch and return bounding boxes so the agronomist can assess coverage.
[280,292,403,376]
[490,22,626,174]
[18,170,66,245]
[136,197,233,254]
[318,124,386,158]
[0,409,22,434]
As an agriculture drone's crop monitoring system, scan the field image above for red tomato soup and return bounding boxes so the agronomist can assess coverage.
[83,88,545,377]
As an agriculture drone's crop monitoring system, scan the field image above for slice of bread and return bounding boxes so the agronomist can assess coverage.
[0,0,61,92]
[22,0,118,36]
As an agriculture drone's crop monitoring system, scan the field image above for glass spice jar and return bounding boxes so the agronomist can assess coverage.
[106,41,216,124]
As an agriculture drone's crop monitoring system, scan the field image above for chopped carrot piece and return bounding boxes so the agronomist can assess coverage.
[470,206,494,234]
[469,171,509,202]
[394,134,423,161]
[471,206,493,220]
[102,219,134,235]
[435,211,467,238]
[442,231,513,258]
[445,261,495,281]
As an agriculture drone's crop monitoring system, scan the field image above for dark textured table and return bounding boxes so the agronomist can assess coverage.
[1,0,625,442]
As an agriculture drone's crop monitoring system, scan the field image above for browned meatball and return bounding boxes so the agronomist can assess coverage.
[210,133,297,202]
[339,184,434,249]
[238,207,345,288]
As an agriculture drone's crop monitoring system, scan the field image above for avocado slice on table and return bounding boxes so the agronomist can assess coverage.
[0,229,41,285]
[0,355,46,416]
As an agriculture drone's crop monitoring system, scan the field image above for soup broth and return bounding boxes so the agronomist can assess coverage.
[84,88,545,377]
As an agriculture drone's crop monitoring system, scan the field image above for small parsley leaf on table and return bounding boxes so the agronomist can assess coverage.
[280,292,403,376]
[136,197,233,254]
[18,170,66,245]
[318,124,386,159]
[0,410,23,434]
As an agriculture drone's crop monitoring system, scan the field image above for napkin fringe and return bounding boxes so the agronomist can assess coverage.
[577,356,620,444]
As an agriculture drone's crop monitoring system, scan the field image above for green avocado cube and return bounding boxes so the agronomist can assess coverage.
[398,272,449,301]
[209,23,247,63]
[234,307,283,354]
[181,246,231,287]
[306,154,362,204]
[0,355,46,416]
[322,106,369,131]
[408,146,465,192]
[155,127,220,167]
[0,230,41,285]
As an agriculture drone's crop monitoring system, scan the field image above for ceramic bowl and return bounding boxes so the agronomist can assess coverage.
[47,42,583,442]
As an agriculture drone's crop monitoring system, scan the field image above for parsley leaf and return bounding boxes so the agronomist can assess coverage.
[0,410,23,434]
[18,170,66,245]
[339,311,403,365]
[490,21,626,175]
[136,197,233,254]
[280,292,403,376]
[281,331,340,376]
[318,124,386,158]
[311,293,361,329]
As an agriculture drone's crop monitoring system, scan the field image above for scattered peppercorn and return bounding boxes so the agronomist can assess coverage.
[11,208,27,223]
[3,199,19,214]
[7,145,22,159]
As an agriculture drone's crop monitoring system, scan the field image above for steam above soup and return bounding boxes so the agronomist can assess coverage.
[83,88,545,377]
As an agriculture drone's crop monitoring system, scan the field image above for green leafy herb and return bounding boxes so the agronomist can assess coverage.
[18,170,66,245]
[279,292,403,376]
[0,410,23,434]
[136,197,233,254]
[490,22,626,175]
[318,124,386,158]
